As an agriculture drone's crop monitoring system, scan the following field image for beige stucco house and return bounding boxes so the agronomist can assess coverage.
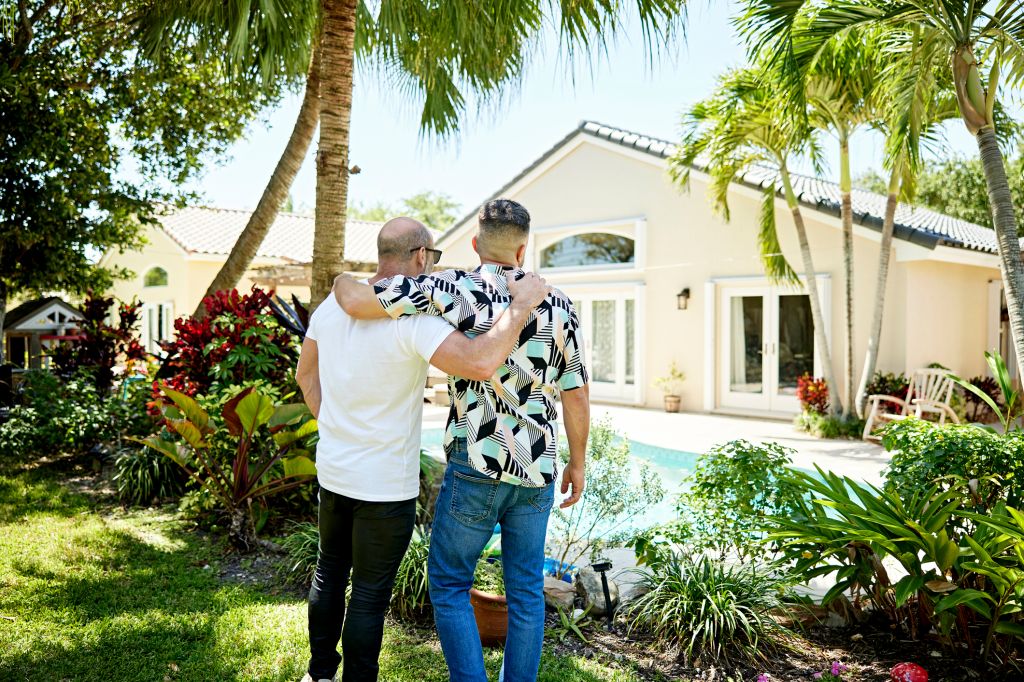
[102,206,381,353]
[436,121,1014,417]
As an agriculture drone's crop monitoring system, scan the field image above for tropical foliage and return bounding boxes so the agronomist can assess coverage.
[50,293,146,392]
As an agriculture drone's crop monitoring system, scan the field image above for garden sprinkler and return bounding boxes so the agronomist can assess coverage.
[591,559,614,624]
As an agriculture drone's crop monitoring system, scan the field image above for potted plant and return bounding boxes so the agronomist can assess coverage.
[469,557,507,647]
[654,362,686,413]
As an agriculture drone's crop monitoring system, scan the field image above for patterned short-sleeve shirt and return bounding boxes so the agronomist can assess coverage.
[374,264,588,487]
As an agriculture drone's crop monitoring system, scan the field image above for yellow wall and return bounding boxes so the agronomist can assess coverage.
[440,137,1001,412]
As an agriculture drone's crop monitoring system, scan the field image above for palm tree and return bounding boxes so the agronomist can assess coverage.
[672,67,843,416]
[743,0,1024,383]
[141,2,689,309]
[803,32,881,418]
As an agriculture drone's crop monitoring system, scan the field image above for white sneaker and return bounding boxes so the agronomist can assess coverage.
[300,674,335,682]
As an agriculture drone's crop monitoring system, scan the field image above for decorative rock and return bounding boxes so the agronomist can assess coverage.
[543,576,575,611]
[575,566,620,617]
[613,571,649,610]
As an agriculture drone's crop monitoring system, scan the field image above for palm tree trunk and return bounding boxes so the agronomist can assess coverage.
[310,0,358,309]
[855,168,899,416]
[782,167,843,416]
[0,280,7,365]
[977,127,1024,384]
[839,132,855,419]
[193,45,322,318]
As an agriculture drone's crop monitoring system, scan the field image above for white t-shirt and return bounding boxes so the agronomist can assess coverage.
[304,296,454,502]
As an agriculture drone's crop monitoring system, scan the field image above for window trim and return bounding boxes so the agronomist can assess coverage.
[532,217,646,275]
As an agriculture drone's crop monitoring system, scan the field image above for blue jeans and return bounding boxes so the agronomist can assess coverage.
[428,441,554,682]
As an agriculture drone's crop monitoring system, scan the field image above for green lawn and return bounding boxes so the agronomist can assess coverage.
[0,471,654,682]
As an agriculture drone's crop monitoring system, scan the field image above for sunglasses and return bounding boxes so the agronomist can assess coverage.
[411,246,443,263]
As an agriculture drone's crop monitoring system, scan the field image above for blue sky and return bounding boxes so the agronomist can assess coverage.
[179,1,994,218]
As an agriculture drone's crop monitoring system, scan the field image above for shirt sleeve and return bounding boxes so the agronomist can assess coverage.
[373,274,447,320]
[558,303,589,391]
[407,315,456,363]
[304,306,321,341]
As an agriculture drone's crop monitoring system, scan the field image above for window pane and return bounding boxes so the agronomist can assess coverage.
[729,296,763,394]
[144,267,168,287]
[777,295,814,395]
[541,233,635,268]
[592,300,616,383]
[625,299,635,385]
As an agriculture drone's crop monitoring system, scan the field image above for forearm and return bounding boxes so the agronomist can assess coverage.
[333,275,389,319]
[561,385,590,467]
[430,301,535,380]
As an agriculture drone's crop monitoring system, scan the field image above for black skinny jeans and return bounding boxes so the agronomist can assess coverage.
[307,488,416,681]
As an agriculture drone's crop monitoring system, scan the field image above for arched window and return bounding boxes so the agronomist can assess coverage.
[540,233,635,269]
[144,266,168,287]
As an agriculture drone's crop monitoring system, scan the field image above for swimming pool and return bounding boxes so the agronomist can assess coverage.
[420,428,696,528]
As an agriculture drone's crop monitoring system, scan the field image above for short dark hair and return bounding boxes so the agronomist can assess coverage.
[478,199,530,240]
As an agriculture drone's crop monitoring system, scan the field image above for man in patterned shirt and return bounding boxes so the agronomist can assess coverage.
[333,199,590,682]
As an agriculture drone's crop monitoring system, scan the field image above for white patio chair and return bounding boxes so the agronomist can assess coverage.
[862,368,961,441]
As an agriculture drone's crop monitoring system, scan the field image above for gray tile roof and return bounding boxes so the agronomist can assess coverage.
[578,120,1000,254]
[156,205,383,263]
[442,120,1002,255]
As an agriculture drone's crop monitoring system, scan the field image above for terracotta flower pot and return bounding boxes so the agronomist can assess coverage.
[469,588,508,647]
[663,395,681,413]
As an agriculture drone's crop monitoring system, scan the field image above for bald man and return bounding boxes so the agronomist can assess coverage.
[295,217,550,682]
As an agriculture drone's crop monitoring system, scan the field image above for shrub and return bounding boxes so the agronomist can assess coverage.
[963,376,1001,423]
[280,520,320,584]
[391,528,432,622]
[677,439,803,560]
[794,411,864,439]
[159,287,299,398]
[547,419,664,577]
[473,559,505,596]
[142,384,318,551]
[50,292,145,392]
[864,371,910,399]
[622,553,792,664]
[797,374,829,415]
[112,445,185,505]
[882,419,1024,510]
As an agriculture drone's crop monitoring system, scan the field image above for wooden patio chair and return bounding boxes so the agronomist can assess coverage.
[862,368,961,441]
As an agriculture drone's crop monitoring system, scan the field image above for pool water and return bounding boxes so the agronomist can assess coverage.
[420,428,696,528]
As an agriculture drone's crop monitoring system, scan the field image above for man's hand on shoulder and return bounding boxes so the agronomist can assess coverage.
[507,272,550,311]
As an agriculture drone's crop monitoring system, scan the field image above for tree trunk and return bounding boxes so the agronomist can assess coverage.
[782,168,843,416]
[193,46,322,318]
[310,0,358,309]
[977,127,1024,384]
[228,505,257,553]
[839,133,855,419]
[0,280,7,365]
[855,168,899,416]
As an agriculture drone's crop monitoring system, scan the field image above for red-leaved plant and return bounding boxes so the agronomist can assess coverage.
[50,292,146,392]
[158,286,297,398]
[796,374,829,415]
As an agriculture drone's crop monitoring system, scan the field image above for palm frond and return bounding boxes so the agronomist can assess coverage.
[758,184,799,284]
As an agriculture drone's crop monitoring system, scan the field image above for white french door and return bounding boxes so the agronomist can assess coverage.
[574,293,639,402]
[720,286,817,413]
[142,302,175,355]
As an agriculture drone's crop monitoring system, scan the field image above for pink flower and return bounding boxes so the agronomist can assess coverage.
[831,662,848,676]
[757,675,770,682]
[813,674,823,680]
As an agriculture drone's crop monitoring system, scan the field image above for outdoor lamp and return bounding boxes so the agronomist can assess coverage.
[676,287,691,310]
[590,559,615,622]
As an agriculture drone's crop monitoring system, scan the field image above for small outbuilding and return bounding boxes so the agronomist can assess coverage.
[3,297,83,370]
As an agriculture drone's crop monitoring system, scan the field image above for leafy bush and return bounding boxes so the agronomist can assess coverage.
[622,553,791,664]
[280,520,320,584]
[49,292,145,392]
[678,439,803,560]
[391,528,432,622]
[883,419,1024,510]
[963,376,1002,423]
[112,445,186,505]
[769,468,1024,665]
[142,384,317,551]
[794,411,864,439]
[159,287,299,398]
[473,559,505,596]
[864,371,910,399]
[547,419,664,577]
[796,374,829,415]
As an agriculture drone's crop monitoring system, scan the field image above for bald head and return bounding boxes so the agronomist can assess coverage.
[376,216,435,277]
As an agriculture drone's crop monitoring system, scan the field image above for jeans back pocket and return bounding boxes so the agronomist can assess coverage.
[450,470,500,526]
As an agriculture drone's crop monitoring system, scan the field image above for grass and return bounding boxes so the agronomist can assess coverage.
[0,470,653,682]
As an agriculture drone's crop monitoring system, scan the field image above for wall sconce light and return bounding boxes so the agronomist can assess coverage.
[677,287,691,310]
